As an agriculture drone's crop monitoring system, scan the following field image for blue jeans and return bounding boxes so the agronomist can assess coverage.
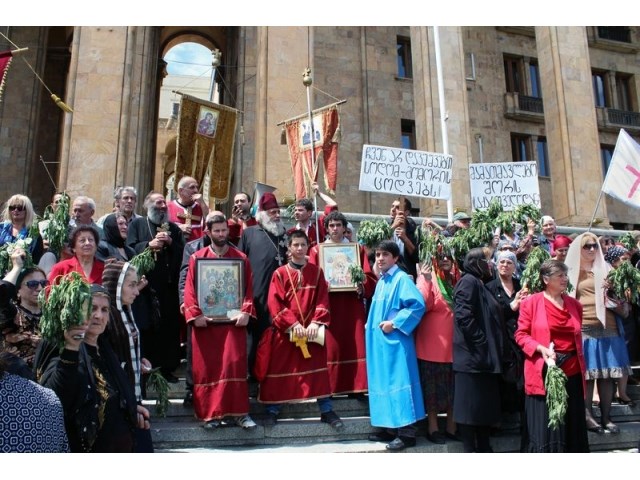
[266,397,333,415]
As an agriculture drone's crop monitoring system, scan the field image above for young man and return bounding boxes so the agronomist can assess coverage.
[366,240,425,451]
[308,211,376,397]
[389,197,419,279]
[286,198,323,248]
[258,230,343,430]
[227,191,257,246]
[182,213,257,429]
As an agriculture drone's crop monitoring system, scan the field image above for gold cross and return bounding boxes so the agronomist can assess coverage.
[176,207,201,227]
[293,334,311,359]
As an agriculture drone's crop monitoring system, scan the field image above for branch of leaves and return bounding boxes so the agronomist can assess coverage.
[347,264,365,285]
[129,247,156,277]
[146,367,170,417]
[357,219,392,249]
[39,272,92,350]
[607,260,640,305]
[0,238,34,276]
[43,192,71,257]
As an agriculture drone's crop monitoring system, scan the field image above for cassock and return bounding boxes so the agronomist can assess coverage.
[308,241,376,395]
[258,262,332,403]
[168,200,204,242]
[183,245,256,421]
[365,265,425,428]
[127,216,185,375]
[227,217,257,246]
[238,224,288,374]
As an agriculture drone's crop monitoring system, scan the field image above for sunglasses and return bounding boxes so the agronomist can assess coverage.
[8,205,24,211]
[582,243,598,251]
[24,279,49,290]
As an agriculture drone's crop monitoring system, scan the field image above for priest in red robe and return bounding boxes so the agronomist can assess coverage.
[258,230,344,430]
[309,211,376,397]
[183,213,257,430]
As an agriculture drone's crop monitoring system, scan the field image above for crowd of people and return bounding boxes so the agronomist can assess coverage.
[1,179,640,453]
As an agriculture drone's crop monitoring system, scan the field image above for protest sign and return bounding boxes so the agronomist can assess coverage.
[468,161,541,211]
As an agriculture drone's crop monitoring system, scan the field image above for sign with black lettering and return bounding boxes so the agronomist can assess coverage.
[468,161,541,211]
[358,145,452,199]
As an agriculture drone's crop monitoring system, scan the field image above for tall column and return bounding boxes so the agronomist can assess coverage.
[536,26,606,226]
[411,26,472,217]
[59,26,160,214]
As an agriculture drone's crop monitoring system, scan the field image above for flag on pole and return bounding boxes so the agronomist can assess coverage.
[285,105,340,200]
[175,94,237,203]
[601,129,640,209]
[0,51,13,103]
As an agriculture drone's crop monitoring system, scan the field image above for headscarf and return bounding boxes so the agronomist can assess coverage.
[604,245,627,265]
[552,234,572,252]
[497,250,517,265]
[102,213,125,248]
[564,232,608,326]
[462,247,491,281]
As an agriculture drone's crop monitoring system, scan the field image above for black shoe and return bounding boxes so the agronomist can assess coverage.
[347,393,368,402]
[162,371,179,383]
[368,430,396,442]
[426,430,446,444]
[320,410,344,431]
[386,436,416,451]
[445,430,461,442]
[262,412,278,427]
[183,391,193,407]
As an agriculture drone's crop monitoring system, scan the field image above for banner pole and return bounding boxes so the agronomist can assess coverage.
[303,68,320,246]
[587,188,605,232]
[434,26,453,222]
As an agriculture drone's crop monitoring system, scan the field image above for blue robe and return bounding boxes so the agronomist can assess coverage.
[365,265,426,428]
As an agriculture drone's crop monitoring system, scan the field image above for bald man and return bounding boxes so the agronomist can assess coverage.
[168,176,210,242]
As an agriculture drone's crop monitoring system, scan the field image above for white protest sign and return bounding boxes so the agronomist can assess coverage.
[358,144,452,200]
[468,161,541,211]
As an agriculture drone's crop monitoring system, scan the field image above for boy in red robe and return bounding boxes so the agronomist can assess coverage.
[258,230,344,430]
[183,213,257,429]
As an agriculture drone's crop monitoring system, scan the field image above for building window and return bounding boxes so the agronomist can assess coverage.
[401,119,416,150]
[616,73,633,111]
[592,71,608,107]
[601,144,615,178]
[536,137,550,177]
[511,133,531,162]
[597,27,631,43]
[171,102,180,116]
[529,61,542,98]
[504,56,524,93]
[396,36,412,79]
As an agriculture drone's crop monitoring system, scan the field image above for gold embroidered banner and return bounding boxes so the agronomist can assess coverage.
[175,94,237,202]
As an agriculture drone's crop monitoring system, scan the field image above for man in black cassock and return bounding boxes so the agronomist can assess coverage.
[127,191,185,383]
[238,192,288,380]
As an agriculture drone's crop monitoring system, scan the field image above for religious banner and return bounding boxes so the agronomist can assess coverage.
[468,161,541,211]
[0,51,13,103]
[285,105,340,200]
[601,129,640,209]
[358,144,452,200]
[175,94,237,202]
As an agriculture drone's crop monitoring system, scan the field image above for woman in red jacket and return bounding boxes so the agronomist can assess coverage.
[515,259,589,452]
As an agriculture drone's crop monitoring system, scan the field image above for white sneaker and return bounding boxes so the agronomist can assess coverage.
[235,415,257,430]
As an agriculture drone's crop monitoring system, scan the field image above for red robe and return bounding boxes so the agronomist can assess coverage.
[183,245,256,421]
[227,216,257,246]
[259,262,332,403]
[308,242,376,394]
[168,200,204,242]
[48,256,105,285]
[286,221,325,248]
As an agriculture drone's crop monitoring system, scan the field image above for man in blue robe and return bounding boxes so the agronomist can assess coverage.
[365,240,426,451]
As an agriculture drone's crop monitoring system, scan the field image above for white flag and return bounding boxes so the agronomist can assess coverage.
[601,129,640,209]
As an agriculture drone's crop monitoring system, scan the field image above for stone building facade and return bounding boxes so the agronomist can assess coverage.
[1,26,639,228]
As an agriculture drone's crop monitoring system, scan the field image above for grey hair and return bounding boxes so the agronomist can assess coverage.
[73,196,96,213]
[114,186,138,200]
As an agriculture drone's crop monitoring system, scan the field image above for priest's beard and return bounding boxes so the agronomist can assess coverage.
[257,210,286,237]
[148,206,169,225]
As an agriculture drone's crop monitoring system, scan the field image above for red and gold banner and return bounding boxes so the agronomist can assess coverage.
[0,51,13,103]
[175,94,237,202]
[285,105,340,200]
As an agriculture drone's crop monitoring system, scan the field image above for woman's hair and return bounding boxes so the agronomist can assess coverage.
[69,225,100,250]
[463,247,491,280]
[2,194,35,227]
[16,266,47,291]
[539,259,568,289]
[580,232,599,248]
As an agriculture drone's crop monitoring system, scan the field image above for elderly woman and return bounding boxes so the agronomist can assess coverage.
[48,225,104,285]
[0,194,44,266]
[565,232,630,435]
[37,284,149,452]
[603,245,635,407]
[515,259,589,452]
[102,259,154,452]
[97,213,135,262]
[486,249,528,438]
[415,250,460,444]
[0,247,47,374]
[453,246,505,453]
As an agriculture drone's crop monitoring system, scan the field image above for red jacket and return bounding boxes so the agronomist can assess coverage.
[515,292,586,396]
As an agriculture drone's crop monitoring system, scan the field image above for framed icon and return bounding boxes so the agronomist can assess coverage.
[317,243,360,292]
[195,257,244,322]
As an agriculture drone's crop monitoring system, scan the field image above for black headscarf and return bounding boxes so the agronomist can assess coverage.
[463,247,491,281]
[102,214,125,248]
